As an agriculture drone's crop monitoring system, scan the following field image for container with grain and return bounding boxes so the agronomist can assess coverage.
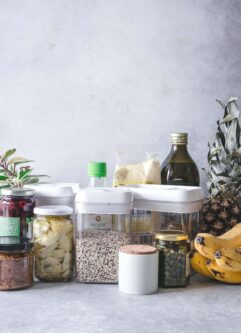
[75,188,133,283]
[33,205,74,282]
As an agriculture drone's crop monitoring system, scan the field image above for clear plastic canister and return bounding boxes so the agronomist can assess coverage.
[33,205,74,282]
[75,188,133,283]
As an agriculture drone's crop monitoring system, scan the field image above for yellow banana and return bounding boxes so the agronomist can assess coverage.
[194,223,241,260]
[190,251,213,278]
[215,248,241,272]
[206,259,241,284]
[219,247,241,262]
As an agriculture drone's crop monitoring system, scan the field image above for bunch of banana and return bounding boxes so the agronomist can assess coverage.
[191,223,241,283]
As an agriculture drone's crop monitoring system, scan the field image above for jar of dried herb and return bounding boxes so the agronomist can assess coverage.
[154,230,190,287]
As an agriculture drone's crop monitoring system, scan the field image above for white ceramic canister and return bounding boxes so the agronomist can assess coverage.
[119,244,158,295]
[24,184,75,207]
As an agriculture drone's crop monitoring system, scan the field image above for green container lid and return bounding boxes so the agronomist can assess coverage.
[88,162,107,177]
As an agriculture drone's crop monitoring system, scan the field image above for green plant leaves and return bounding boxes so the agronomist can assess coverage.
[205,97,241,198]
[0,149,16,162]
[7,157,34,166]
[0,148,48,187]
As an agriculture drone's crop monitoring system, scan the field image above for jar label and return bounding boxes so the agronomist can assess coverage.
[0,216,20,237]
[85,214,112,230]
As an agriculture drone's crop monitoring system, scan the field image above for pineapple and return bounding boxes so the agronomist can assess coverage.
[202,97,241,235]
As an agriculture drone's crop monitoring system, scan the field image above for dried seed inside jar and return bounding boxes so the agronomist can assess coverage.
[76,231,130,283]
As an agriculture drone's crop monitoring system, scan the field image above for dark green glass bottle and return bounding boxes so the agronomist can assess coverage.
[161,133,200,186]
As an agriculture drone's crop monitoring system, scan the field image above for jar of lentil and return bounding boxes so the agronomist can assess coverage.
[154,230,190,287]
[33,206,74,282]
[0,240,33,290]
[0,188,35,244]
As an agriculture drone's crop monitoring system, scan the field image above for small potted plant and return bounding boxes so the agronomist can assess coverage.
[0,148,47,190]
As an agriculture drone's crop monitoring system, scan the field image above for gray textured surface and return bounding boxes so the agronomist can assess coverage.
[1,1,241,190]
[0,275,240,333]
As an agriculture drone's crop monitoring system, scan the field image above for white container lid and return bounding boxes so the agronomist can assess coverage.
[34,205,73,216]
[124,184,204,214]
[25,184,74,198]
[75,187,133,215]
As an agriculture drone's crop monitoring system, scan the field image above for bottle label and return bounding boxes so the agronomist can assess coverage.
[0,216,20,237]
[85,214,112,230]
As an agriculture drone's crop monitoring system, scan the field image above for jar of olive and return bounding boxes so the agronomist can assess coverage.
[154,230,190,288]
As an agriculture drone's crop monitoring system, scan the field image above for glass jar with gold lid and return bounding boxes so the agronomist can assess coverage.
[154,230,190,287]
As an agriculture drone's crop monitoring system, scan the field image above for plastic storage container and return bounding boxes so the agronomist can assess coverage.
[25,184,75,207]
[75,188,133,283]
[33,205,74,282]
[154,230,190,287]
[0,188,35,244]
[0,240,33,290]
[126,185,204,242]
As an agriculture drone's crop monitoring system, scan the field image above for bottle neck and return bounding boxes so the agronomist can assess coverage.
[171,144,188,152]
[88,176,107,187]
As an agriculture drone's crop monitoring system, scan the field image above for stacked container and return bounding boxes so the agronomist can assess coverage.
[127,185,204,243]
[75,187,133,283]
[26,184,76,282]
[0,188,35,290]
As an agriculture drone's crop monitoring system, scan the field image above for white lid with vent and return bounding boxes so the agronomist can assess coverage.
[124,184,204,214]
[75,188,133,215]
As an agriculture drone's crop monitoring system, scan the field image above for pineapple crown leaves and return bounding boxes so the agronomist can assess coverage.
[203,97,241,198]
[0,148,48,188]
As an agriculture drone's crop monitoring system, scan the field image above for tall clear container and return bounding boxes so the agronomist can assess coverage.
[75,188,132,283]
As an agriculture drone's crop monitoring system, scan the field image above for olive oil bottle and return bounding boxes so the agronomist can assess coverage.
[161,133,200,186]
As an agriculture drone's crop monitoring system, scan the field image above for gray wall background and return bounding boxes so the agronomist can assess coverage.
[1,0,241,189]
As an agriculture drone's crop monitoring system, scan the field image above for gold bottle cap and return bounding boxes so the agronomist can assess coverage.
[154,230,188,241]
[171,133,188,145]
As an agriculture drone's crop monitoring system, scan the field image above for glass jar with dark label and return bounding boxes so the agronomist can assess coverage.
[154,230,190,287]
[0,188,35,244]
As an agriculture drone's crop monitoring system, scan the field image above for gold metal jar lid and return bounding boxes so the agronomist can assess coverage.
[171,133,188,145]
[154,230,188,241]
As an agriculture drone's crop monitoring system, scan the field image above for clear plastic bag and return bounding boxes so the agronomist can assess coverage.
[113,151,161,186]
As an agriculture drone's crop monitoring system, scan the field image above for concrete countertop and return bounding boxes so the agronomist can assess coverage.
[0,275,240,333]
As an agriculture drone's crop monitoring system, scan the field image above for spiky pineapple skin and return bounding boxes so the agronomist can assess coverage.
[201,196,241,236]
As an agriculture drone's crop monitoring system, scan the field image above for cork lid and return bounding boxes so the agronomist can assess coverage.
[120,244,157,255]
